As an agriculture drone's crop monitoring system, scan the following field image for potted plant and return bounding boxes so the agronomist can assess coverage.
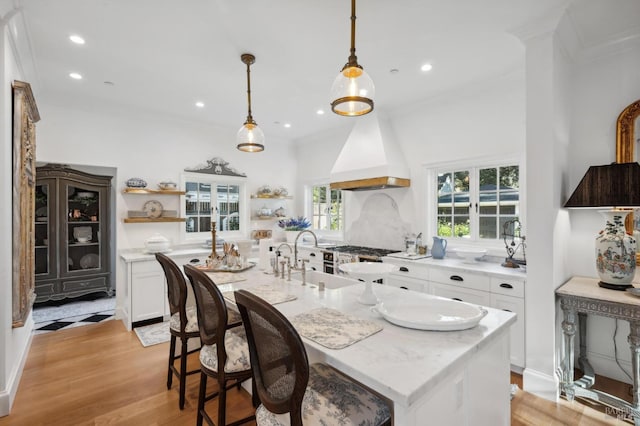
[278,216,311,242]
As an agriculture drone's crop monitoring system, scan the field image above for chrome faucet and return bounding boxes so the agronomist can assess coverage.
[274,243,293,276]
[293,230,318,269]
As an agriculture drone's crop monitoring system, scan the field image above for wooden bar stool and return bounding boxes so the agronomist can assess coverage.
[183,264,256,426]
[155,253,202,410]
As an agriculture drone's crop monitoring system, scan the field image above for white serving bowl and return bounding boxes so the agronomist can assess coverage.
[77,236,91,243]
[450,248,487,263]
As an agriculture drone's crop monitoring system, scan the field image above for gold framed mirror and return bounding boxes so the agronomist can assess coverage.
[615,99,640,264]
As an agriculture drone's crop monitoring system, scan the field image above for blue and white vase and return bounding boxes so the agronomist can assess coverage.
[595,210,636,287]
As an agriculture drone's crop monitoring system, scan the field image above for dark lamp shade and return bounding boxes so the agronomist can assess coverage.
[564,162,640,208]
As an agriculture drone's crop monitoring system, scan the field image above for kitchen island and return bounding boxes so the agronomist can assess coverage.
[219,267,516,426]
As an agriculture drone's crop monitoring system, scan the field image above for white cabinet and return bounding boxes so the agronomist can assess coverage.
[121,249,209,330]
[296,246,323,271]
[431,282,491,306]
[386,262,429,292]
[130,260,165,324]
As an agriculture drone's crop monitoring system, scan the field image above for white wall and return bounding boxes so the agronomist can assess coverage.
[564,40,640,383]
[0,16,35,417]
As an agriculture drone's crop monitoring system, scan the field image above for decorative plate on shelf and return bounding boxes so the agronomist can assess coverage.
[79,253,100,269]
[143,200,163,218]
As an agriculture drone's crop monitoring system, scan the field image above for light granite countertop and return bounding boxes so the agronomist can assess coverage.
[382,254,527,280]
[219,268,516,416]
[119,245,212,263]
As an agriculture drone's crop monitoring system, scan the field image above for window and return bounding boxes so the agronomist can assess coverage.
[309,184,343,231]
[183,175,245,239]
[435,162,520,241]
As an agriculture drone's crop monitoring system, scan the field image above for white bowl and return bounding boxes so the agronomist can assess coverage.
[338,262,398,281]
[76,237,90,243]
[451,248,487,263]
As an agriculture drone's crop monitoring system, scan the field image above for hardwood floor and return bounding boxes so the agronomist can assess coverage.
[0,320,632,425]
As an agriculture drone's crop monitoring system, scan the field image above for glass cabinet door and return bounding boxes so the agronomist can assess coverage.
[34,179,55,278]
[64,183,102,274]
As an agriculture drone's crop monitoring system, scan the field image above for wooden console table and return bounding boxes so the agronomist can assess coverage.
[557,276,640,424]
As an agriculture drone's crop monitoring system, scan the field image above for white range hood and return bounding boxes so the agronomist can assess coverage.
[330,112,410,191]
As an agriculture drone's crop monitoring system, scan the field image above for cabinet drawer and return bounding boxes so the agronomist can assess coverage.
[35,281,56,296]
[490,277,525,298]
[384,261,429,280]
[430,268,490,292]
[132,260,162,274]
[431,282,491,306]
[386,275,426,293]
[62,276,108,293]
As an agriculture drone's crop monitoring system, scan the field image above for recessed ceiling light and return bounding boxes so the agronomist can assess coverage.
[284,123,291,128]
[316,109,325,115]
[195,101,205,108]
[421,63,433,72]
[69,35,85,45]
[69,72,82,80]
[390,68,400,74]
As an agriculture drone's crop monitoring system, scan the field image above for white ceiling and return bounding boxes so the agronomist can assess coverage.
[9,0,640,143]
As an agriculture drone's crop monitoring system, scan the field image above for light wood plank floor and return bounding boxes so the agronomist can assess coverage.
[0,320,632,425]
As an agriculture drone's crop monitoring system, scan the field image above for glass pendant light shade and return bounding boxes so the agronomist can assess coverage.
[236,120,265,152]
[330,0,374,116]
[330,65,375,116]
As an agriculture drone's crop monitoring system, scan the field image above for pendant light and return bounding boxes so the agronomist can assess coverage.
[237,53,265,152]
[330,0,374,116]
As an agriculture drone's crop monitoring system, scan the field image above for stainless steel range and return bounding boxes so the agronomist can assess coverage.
[322,245,400,275]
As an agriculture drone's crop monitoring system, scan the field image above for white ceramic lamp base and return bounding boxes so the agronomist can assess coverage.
[596,210,636,290]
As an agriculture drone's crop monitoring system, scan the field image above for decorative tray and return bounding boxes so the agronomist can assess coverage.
[196,261,256,273]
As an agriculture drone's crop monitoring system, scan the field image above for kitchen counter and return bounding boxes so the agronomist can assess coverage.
[222,268,515,425]
[383,254,527,279]
[119,246,213,263]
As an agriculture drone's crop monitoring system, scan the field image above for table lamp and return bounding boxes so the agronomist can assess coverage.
[564,162,640,290]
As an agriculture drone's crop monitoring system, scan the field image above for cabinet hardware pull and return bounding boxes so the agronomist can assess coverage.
[452,297,463,301]
[309,253,316,257]
[400,286,408,290]
[499,283,513,289]
[400,266,409,272]
[450,275,463,281]
[502,309,513,312]
[311,267,316,271]
[190,258,200,263]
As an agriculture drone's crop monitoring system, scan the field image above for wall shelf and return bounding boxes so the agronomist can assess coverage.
[250,194,292,199]
[123,188,186,195]
[123,217,186,223]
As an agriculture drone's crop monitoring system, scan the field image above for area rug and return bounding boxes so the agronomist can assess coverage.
[134,321,170,347]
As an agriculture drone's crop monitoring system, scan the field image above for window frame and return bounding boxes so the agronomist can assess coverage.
[424,155,524,250]
[304,181,344,238]
[180,173,248,243]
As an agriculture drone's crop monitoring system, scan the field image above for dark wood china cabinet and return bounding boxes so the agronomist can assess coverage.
[34,165,112,302]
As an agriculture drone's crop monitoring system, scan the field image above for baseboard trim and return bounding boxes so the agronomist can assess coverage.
[522,367,559,401]
[0,330,33,417]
